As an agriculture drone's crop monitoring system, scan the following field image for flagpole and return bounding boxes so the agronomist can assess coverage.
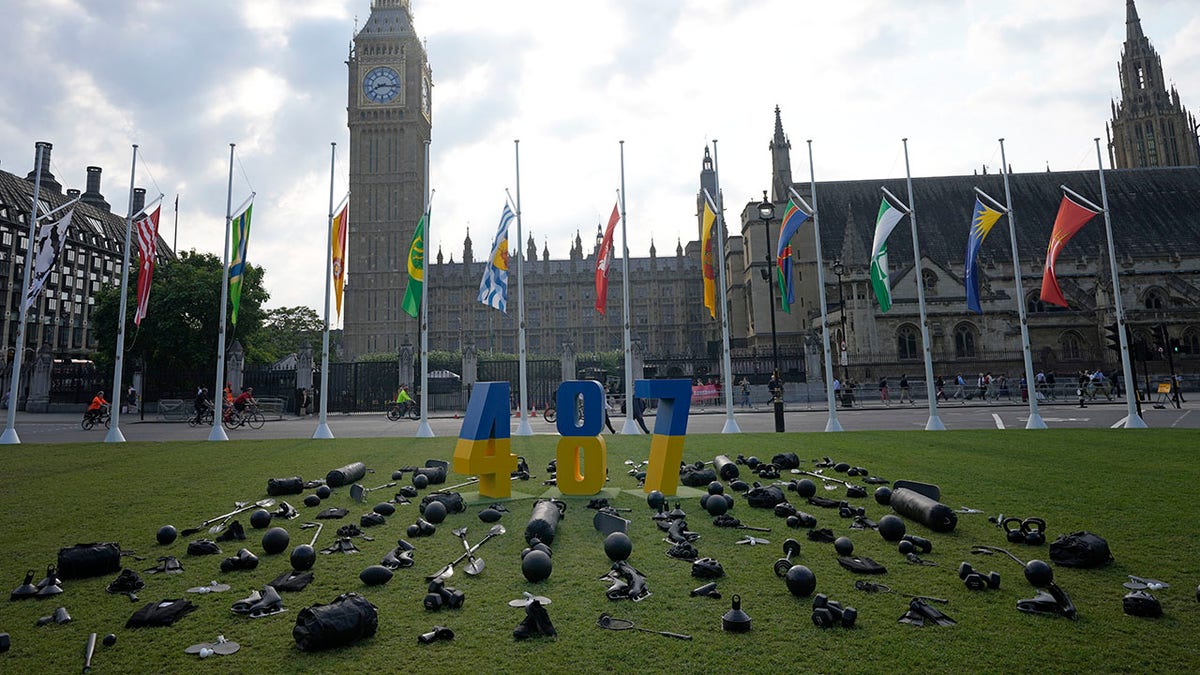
[313,143,337,439]
[901,139,945,431]
[103,145,139,443]
[209,144,235,441]
[0,144,47,444]
[417,140,435,437]
[1094,137,1146,429]
[710,140,741,434]
[513,140,533,436]
[617,141,640,434]
[803,142,843,432]
[998,139,1046,430]
[173,194,179,254]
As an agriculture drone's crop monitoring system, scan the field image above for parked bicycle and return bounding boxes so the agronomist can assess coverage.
[224,403,266,430]
[387,399,420,421]
[81,404,111,431]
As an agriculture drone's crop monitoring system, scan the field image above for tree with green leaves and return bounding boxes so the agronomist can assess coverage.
[253,306,325,364]
[91,250,269,387]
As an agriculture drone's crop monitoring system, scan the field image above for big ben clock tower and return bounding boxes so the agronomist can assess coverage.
[345,0,432,358]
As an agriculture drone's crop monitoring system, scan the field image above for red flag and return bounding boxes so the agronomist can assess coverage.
[134,206,161,325]
[1039,195,1099,308]
[594,202,619,314]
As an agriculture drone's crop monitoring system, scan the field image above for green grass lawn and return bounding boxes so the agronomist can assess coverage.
[1,430,1198,673]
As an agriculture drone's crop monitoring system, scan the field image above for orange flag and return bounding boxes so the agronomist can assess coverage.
[1039,195,1098,308]
[331,202,348,317]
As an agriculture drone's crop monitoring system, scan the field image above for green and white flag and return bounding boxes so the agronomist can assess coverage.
[869,198,906,313]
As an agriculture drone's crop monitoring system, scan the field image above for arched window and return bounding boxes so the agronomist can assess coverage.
[1143,288,1168,310]
[922,269,938,295]
[1060,332,1084,361]
[897,324,920,360]
[954,323,977,358]
[1027,291,1065,313]
[1184,327,1199,355]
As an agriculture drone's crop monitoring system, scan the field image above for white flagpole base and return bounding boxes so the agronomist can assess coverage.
[825,415,844,432]
[1025,412,1048,430]
[925,415,946,431]
[620,418,641,435]
[208,425,229,441]
[0,428,20,444]
[515,417,534,436]
[1124,413,1148,429]
[104,426,126,443]
[721,415,741,434]
[416,419,435,437]
[312,423,334,439]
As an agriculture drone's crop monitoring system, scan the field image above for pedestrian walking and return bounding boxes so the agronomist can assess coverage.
[899,374,913,405]
[879,376,890,406]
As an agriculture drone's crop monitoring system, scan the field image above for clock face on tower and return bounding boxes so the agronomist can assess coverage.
[363,66,401,104]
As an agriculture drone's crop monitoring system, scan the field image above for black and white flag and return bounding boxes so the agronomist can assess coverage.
[23,207,75,312]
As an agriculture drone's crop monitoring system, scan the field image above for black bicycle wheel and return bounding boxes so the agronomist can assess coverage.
[223,413,240,431]
[386,407,401,421]
[81,417,94,431]
[407,405,419,420]
[248,411,265,430]
[543,407,556,423]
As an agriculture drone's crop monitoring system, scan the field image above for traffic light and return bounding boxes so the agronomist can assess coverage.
[1104,322,1121,353]
[1170,338,1181,354]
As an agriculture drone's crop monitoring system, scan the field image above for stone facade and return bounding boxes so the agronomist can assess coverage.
[1108,0,1199,169]
[0,142,170,361]
[344,0,432,358]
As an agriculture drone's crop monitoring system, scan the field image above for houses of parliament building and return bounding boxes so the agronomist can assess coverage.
[344,0,1198,384]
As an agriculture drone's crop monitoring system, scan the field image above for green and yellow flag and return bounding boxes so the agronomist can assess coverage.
[400,210,427,318]
[228,203,253,325]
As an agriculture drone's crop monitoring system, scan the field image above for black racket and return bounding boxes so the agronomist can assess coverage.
[597,613,691,640]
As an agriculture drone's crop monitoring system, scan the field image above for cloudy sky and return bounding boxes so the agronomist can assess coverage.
[2,0,1197,320]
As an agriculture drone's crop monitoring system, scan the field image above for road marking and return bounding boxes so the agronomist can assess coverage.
[1172,409,1191,428]
[991,413,1005,430]
[1110,416,1127,429]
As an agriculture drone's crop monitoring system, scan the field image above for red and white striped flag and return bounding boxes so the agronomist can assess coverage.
[134,206,161,325]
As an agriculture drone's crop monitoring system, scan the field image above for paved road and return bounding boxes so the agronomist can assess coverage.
[6,398,1194,444]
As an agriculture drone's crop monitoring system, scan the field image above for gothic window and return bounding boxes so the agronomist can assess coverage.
[1060,331,1084,361]
[1143,288,1167,309]
[922,269,938,294]
[1136,64,1145,89]
[1184,328,1199,355]
[897,324,919,360]
[954,323,977,358]
[1026,291,1064,313]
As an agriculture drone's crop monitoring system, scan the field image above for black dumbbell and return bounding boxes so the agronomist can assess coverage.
[958,562,1000,590]
[786,512,817,529]
[902,534,932,554]
[773,539,802,577]
[812,594,857,628]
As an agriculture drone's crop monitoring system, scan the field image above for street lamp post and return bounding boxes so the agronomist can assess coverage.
[757,192,783,432]
[832,258,849,385]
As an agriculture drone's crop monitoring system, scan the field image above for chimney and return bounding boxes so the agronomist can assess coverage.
[66,189,81,200]
[25,141,63,194]
[80,166,110,212]
[132,188,146,215]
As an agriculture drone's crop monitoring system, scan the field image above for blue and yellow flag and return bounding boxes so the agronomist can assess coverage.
[400,209,428,318]
[228,203,253,325]
[965,197,1004,313]
[478,204,514,312]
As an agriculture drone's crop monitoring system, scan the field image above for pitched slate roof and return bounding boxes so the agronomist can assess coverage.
[0,169,173,258]
[791,166,1200,268]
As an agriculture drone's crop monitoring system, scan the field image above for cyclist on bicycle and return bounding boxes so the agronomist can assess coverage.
[233,387,256,414]
[396,386,414,415]
[84,390,108,424]
[193,386,210,423]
